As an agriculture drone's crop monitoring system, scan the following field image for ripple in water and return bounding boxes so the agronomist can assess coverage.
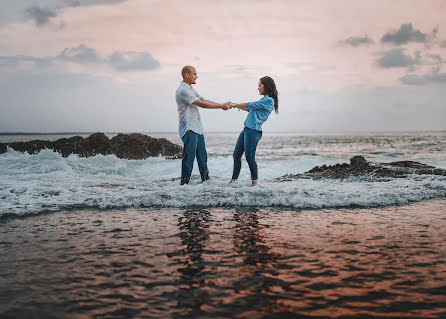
[1,200,446,318]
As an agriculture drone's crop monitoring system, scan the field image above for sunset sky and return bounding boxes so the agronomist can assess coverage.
[0,0,445,133]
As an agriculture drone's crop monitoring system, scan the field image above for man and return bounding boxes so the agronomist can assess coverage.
[175,65,231,185]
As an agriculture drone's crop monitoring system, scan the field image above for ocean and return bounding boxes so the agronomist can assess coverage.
[1,132,446,216]
[1,132,446,318]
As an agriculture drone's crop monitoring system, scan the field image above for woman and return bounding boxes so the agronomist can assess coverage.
[230,76,278,185]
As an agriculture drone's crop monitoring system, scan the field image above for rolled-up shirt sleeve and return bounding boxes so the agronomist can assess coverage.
[180,88,200,105]
[247,98,274,111]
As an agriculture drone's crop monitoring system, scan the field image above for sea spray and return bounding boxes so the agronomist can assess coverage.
[1,149,445,216]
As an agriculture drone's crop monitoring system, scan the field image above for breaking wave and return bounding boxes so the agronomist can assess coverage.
[1,148,446,217]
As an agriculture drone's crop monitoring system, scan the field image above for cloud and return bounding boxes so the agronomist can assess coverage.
[19,0,128,28]
[65,0,127,7]
[0,45,160,72]
[25,6,57,27]
[427,54,443,63]
[425,71,446,83]
[400,69,446,85]
[58,44,104,64]
[431,25,439,38]
[399,74,427,85]
[340,35,374,47]
[381,23,429,45]
[426,54,444,68]
[108,52,160,71]
[0,55,53,68]
[376,48,421,68]
[0,55,32,67]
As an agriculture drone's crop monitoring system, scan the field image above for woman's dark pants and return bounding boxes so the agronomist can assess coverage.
[232,127,262,180]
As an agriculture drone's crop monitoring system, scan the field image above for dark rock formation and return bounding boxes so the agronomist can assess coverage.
[279,156,446,181]
[51,136,84,157]
[110,133,182,160]
[6,140,53,155]
[350,155,368,168]
[0,143,7,154]
[0,133,182,159]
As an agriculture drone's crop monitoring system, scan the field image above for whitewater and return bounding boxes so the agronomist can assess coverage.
[1,132,446,216]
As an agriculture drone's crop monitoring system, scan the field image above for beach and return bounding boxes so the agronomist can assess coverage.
[1,200,446,318]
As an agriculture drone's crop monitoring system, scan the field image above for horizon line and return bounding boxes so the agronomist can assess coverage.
[1,130,446,135]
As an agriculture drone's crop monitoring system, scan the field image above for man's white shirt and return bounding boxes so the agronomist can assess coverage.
[175,81,204,138]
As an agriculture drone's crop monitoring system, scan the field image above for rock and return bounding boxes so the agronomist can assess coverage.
[51,136,84,157]
[0,143,7,154]
[387,160,433,169]
[81,133,113,157]
[278,156,446,181]
[350,155,368,167]
[0,132,182,159]
[48,133,113,158]
[6,140,53,155]
[110,133,182,159]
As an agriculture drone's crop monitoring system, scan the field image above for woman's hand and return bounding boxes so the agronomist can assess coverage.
[221,102,232,110]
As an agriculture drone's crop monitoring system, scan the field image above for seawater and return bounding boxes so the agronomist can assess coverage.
[1,133,446,319]
[1,132,446,216]
[1,203,445,318]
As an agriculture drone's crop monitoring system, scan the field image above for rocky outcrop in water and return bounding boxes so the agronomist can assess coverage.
[110,133,182,160]
[0,133,182,159]
[279,155,446,181]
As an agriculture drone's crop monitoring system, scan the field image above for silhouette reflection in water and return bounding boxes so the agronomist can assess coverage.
[167,209,212,317]
[217,209,290,318]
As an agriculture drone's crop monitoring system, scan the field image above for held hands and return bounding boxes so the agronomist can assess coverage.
[221,102,232,110]
[221,102,237,111]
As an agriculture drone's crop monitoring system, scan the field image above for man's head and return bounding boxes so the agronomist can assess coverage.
[181,65,197,85]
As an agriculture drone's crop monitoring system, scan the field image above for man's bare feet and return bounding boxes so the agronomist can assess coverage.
[252,179,258,186]
[230,179,237,183]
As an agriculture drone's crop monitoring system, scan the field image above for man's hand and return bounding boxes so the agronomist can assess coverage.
[221,102,232,110]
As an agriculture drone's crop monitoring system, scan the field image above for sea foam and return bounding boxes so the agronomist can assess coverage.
[1,149,445,216]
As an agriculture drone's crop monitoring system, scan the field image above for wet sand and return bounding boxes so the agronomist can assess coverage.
[1,200,446,318]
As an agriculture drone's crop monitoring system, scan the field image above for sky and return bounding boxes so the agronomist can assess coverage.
[0,0,445,133]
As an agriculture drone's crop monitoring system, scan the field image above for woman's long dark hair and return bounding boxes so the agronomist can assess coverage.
[260,76,278,113]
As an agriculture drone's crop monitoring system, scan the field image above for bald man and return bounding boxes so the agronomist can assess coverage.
[175,65,231,185]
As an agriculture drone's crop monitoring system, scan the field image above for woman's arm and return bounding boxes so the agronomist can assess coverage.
[233,98,273,111]
[244,98,273,111]
[232,103,249,111]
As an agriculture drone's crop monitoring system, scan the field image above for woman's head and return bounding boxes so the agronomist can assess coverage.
[259,76,279,113]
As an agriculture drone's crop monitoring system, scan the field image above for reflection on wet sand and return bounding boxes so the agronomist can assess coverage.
[221,209,286,317]
[165,206,446,318]
[1,200,446,318]
[167,209,212,317]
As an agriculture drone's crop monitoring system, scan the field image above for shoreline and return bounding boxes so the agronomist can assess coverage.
[2,197,446,222]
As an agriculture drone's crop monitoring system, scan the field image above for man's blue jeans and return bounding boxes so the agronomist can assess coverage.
[181,130,210,185]
[232,127,262,180]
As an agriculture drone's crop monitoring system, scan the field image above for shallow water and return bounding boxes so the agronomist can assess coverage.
[1,200,445,318]
[2,132,446,215]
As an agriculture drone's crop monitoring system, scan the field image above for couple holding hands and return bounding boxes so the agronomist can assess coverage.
[175,65,278,186]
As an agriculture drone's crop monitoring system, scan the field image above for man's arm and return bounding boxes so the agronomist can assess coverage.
[193,98,231,110]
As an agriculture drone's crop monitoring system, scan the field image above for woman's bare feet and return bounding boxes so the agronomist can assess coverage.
[251,179,258,186]
[230,179,237,183]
